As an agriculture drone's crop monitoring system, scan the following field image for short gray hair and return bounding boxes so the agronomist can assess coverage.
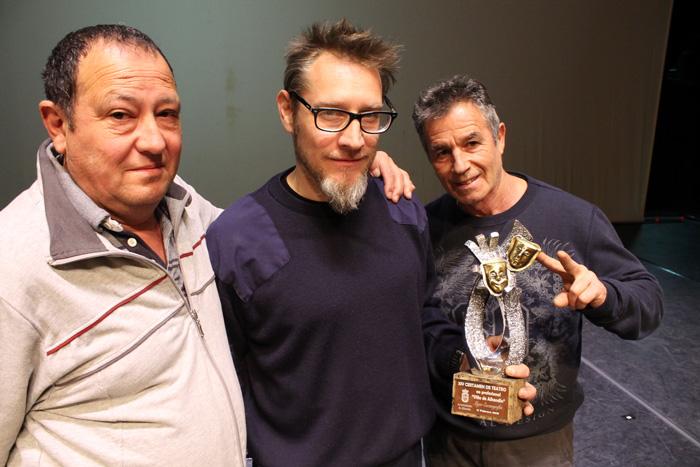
[412,75,500,152]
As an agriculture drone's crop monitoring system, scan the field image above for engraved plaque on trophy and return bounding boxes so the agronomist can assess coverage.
[451,221,541,424]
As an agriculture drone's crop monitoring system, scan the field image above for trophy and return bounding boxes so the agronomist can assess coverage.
[451,220,541,424]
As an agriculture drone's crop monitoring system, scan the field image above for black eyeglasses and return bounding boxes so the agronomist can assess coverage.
[288,91,397,134]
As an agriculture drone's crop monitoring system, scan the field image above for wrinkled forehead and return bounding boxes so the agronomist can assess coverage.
[426,101,482,132]
[73,40,177,102]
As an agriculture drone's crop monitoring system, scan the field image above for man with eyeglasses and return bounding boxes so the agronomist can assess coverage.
[0,22,415,466]
[206,20,535,467]
[278,88,398,213]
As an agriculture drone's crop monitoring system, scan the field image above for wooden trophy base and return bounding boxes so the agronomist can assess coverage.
[451,371,526,424]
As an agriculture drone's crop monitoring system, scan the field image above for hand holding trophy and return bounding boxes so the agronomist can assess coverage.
[452,220,541,424]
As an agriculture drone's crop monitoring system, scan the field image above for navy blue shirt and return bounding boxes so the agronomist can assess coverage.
[207,170,464,467]
[426,173,663,440]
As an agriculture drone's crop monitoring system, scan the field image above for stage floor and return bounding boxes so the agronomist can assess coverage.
[574,220,700,466]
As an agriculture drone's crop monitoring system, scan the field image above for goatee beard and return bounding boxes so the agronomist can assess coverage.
[292,126,370,214]
[320,172,368,214]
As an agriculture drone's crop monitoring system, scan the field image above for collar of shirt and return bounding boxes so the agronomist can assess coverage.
[46,143,114,231]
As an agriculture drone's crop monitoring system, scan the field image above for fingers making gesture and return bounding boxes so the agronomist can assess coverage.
[536,250,607,310]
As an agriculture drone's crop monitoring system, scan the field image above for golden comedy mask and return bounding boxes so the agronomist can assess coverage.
[481,260,509,295]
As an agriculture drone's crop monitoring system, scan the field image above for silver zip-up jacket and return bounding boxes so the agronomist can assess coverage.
[0,140,246,466]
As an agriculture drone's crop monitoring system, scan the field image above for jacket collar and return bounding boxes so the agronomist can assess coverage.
[37,139,191,264]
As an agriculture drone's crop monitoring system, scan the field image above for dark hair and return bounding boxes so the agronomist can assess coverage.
[283,18,401,95]
[41,24,172,125]
[412,75,500,152]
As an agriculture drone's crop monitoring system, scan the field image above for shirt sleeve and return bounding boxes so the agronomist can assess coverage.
[582,206,664,339]
[420,225,468,398]
[0,297,40,464]
[213,278,250,392]
[206,218,250,393]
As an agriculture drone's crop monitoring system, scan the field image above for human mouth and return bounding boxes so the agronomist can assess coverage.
[452,174,479,190]
[129,164,166,174]
[329,156,367,167]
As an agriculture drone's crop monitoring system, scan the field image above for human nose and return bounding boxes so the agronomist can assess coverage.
[451,150,471,175]
[337,119,365,150]
[135,115,167,155]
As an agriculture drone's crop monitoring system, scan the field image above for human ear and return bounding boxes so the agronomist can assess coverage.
[276,90,294,134]
[497,122,506,155]
[38,100,69,154]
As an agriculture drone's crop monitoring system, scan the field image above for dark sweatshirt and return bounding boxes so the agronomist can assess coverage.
[207,170,464,467]
[426,173,663,440]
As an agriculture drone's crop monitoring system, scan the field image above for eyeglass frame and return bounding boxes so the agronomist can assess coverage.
[288,90,398,134]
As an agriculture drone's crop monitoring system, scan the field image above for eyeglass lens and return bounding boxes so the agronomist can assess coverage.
[316,109,392,133]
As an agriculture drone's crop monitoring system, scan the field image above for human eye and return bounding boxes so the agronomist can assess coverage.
[319,109,347,122]
[107,110,137,132]
[158,108,180,121]
[462,132,484,149]
[316,109,348,130]
[156,107,180,128]
[362,112,380,124]
[431,147,450,161]
[109,110,130,120]
[363,112,390,132]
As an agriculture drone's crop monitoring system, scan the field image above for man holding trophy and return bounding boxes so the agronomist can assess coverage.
[413,75,663,466]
